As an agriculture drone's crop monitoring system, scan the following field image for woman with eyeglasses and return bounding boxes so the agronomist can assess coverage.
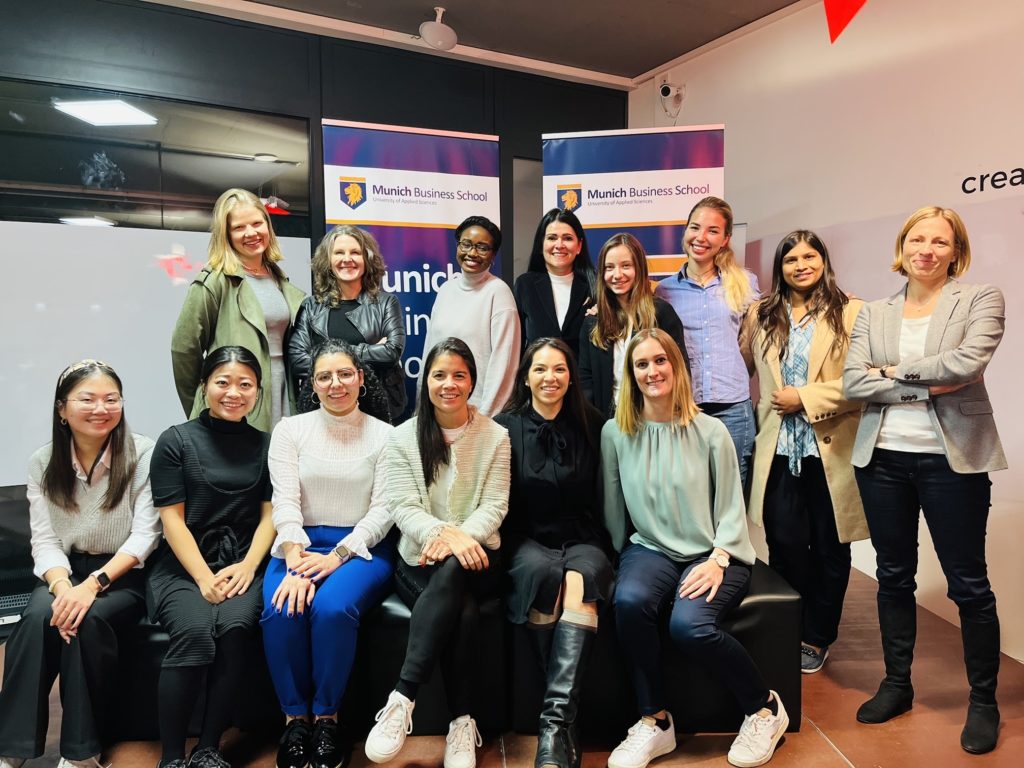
[513,209,597,361]
[420,216,520,417]
[148,346,276,768]
[288,225,407,422]
[261,339,395,768]
[172,188,305,432]
[0,360,158,768]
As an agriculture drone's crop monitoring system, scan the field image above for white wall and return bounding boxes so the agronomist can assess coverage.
[629,0,1024,660]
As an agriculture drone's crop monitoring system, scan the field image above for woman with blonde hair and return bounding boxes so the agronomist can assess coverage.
[289,224,407,421]
[603,329,787,768]
[579,233,686,417]
[172,188,305,432]
[655,197,759,483]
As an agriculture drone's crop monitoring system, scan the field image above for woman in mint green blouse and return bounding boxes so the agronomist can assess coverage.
[601,328,787,768]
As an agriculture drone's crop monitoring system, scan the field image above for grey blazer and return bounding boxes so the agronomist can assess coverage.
[842,279,1006,473]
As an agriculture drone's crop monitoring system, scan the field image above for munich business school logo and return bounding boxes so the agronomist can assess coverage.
[557,183,582,212]
[339,177,367,210]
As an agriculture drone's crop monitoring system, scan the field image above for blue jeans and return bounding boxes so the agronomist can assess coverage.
[855,449,996,622]
[613,543,768,716]
[701,399,755,489]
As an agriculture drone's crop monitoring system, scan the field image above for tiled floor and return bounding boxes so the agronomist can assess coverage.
[4,569,1022,767]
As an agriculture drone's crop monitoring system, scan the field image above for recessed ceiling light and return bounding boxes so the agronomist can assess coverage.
[60,216,117,227]
[253,153,279,162]
[53,99,158,127]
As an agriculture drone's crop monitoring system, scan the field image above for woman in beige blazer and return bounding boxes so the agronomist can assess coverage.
[743,230,867,677]
[843,206,1006,755]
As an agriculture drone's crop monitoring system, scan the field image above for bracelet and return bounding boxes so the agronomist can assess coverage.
[426,525,449,540]
[48,577,73,595]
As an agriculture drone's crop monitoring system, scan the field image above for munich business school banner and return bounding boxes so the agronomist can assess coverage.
[322,119,500,412]
[542,125,724,277]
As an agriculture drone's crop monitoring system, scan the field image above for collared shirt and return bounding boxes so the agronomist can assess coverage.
[655,268,759,404]
[71,439,112,483]
[776,313,820,475]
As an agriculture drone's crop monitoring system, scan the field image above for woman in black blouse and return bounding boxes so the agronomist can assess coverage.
[495,337,611,768]
[148,346,275,768]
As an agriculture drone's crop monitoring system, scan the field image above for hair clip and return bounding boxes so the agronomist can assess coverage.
[58,359,111,386]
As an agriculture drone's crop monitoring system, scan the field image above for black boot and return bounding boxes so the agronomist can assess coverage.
[535,621,595,768]
[857,595,916,724]
[527,623,556,676]
[960,617,1001,754]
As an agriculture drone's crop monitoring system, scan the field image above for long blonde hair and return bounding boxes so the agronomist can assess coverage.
[207,188,285,276]
[590,233,658,350]
[615,328,699,436]
[686,196,754,313]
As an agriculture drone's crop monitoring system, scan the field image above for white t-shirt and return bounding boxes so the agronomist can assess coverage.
[876,315,945,454]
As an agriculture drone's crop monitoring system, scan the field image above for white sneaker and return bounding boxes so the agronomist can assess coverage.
[0,757,27,768]
[443,714,482,768]
[58,757,108,768]
[727,691,789,768]
[607,713,676,768]
[365,690,415,763]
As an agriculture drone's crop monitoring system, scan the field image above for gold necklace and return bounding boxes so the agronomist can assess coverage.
[242,261,267,277]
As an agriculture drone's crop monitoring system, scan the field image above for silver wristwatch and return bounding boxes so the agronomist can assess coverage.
[709,552,730,569]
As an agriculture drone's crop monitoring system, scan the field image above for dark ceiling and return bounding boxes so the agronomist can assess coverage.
[257,0,803,78]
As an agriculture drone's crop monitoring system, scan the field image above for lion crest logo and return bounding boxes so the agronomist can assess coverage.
[557,184,582,212]
[339,177,367,210]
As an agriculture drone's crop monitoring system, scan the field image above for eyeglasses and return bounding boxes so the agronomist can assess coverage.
[457,240,493,255]
[313,369,358,387]
[68,395,124,411]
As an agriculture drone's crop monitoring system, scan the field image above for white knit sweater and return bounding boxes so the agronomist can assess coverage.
[384,408,510,565]
[268,406,394,559]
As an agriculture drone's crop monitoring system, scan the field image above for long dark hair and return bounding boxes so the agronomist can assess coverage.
[42,360,138,512]
[310,338,391,423]
[755,230,849,361]
[502,337,601,453]
[416,338,477,486]
[527,208,597,298]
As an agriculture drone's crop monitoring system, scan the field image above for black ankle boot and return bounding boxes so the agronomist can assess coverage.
[535,621,595,768]
[857,596,916,724]
[960,617,1001,754]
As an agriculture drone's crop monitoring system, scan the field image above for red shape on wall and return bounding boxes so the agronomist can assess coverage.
[824,0,868,43]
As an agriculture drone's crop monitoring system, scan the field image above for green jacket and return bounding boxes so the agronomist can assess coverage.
[171,265,306,432]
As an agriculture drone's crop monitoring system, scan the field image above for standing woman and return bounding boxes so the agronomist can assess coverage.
[655,197,759,485]
[741,231,867,674]
[603,329,787,768]
[513,208,597,360]
[172,188,305,432]
[580,233,687,418]
[843,206,1006,754]
[262,339,396,768]
[288,225,407,421]
[149,346,276,768]
[421,216,520,417]
[0,361,158,768]
[364,338,510,768]
[494,338,611,768]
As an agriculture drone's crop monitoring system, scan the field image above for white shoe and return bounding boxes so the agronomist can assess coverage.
[0,757,27,768]
[607,713,676,768]
[58,757,108,768]
[443,714,482,768]
[365,690,415,763]
[727,691,789,768]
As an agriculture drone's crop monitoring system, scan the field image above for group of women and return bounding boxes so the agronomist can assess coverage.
[0,189,1006,768]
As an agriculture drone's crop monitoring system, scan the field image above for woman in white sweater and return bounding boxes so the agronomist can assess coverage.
[365,338,510,768]
[0,360,158,768]
[261,339,395,768]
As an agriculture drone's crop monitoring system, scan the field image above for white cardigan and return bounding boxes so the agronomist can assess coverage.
[384,408,510,565]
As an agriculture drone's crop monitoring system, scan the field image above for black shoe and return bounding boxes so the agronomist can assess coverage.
[277,719,313,768]
[157,761,189,768]
[310,719,349,768]
[856,679,914,724]
[188,746,231,768]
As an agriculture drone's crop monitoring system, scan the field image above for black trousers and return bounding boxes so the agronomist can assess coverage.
[0,553,145,761]
[394,553,503,717]
[763,455,852,647]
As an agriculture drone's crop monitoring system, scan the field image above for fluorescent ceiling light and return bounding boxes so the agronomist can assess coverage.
[60,216,117,227]
[253,153,279,162]
[53,99,158,127]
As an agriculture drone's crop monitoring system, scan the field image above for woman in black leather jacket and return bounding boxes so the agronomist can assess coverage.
[288,225,408,420]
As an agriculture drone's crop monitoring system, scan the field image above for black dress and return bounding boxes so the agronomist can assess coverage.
[494,407,612,623]
[147,409,271,667]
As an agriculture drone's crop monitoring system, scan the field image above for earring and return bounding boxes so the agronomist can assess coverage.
[359,384,367,397]
[60,417,67,426]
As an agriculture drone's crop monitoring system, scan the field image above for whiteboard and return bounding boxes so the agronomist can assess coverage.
[0,221,311,487]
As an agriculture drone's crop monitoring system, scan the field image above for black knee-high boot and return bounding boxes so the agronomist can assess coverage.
[535,622,594,768]
[960,617,1000,754]
[857,595,916,724]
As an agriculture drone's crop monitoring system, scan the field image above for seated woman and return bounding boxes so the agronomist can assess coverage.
[364,338,510,768]
[602,329,787,768]
[0,360,158,768]
[580,233,686,418]
[148,346,276,768]
[494,338,611,768]
[263,339,396,768]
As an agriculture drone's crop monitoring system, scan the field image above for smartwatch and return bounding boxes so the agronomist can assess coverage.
[90,570,111,592]
[332,544,351,564]
[709,552,730,569]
